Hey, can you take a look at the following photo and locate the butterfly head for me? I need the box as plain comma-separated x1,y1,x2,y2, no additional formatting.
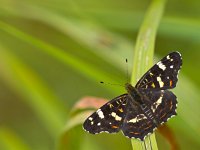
125,83,141,100
125,83,134,94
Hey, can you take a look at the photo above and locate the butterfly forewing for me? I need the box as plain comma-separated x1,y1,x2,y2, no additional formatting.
135,52,182,90
83,94,129,134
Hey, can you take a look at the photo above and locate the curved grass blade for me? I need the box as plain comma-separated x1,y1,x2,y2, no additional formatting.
0,21,123,94
0,127,32,150
0,45,66,138
131,0,167,149
0,3,133,71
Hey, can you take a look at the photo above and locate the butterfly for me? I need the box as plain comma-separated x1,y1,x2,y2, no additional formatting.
83,51,182,141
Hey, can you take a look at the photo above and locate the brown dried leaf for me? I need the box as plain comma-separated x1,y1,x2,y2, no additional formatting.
72,96,108,110
158,124,180,150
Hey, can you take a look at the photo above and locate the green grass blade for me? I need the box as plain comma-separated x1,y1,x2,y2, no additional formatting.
0,45,66,138
131,0,167,149
0,4,134,71
0,127,32,150
0,21,123,94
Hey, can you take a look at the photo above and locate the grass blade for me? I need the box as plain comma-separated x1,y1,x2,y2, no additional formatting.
0,4,134,70
131,0,167,149
0,45,66,138
0,21,124,94
0,127,32,150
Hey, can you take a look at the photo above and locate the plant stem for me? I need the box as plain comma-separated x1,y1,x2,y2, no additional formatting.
131,0,167,149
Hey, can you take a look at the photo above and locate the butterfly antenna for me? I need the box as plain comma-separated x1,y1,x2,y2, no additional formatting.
100,81,124,87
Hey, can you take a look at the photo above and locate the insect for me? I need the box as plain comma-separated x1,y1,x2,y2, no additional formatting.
83,51,182,141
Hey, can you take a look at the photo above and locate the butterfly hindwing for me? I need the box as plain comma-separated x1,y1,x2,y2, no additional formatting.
121,104,157,140
83,94,129,134
135,51,182,90
150,90,177,123
139,89,177,124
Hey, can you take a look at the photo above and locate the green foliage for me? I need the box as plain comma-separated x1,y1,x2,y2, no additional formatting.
0,0,200,150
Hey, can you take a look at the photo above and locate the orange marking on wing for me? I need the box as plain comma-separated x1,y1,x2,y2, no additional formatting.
161,113,166,119
130,132,140,135
112,125,119,129
170,80,173,87
144,125,152,130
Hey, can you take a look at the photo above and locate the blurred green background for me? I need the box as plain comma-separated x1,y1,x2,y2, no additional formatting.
0,0,200,150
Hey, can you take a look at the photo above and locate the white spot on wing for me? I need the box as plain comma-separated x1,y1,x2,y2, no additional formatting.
150,72,153,76
167,55,170,59
111,112,116,117
170,65,173,68
151,95,163,113
157,61,166,71
128,114,147,123
115,115,122,121
97,109,104,119
157,96,162,104
128,117,137,123
97,122,101,126
157,77,164,87
111,112,122,121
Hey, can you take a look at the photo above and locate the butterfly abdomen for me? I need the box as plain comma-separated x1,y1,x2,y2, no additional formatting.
141,104,159,126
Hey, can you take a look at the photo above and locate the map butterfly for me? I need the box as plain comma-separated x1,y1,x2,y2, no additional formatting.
83,51,182,141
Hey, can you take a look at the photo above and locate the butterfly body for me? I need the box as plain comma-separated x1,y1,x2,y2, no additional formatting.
83,51,182,141
125,83,143,105
126,83,160,130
